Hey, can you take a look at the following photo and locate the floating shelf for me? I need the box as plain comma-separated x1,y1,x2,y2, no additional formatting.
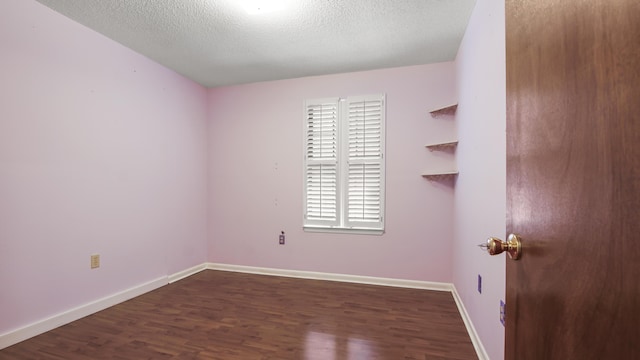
429,104,458,119
423,103,458,181
421,171,459,181
425,141,458,151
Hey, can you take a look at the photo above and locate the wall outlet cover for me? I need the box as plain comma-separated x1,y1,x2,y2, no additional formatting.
90,254,100,269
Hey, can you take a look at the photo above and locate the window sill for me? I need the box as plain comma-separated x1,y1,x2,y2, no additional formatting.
303,226,384,236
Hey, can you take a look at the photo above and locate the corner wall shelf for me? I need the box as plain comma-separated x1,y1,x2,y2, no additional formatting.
423,103,458,182
429,104,458,119
421,171,459,181
425,140,458,152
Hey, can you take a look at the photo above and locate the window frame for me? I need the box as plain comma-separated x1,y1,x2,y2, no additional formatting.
303,94,386,234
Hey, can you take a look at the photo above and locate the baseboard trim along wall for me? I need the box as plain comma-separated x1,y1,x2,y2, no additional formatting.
0,276,167,350
207,263,487,360
451,284,489,360
168,263,208,284
0,263,488,360
1,263,210,349
207,262,453,291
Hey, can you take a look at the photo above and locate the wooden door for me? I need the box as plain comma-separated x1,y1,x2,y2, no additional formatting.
505,0,640,359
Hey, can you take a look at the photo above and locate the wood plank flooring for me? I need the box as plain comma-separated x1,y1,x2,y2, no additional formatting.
1,270,478,359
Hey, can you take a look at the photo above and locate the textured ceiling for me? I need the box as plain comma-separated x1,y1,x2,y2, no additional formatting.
35,0,477,88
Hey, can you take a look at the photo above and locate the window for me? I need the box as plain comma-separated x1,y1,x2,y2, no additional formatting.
303,94,385,233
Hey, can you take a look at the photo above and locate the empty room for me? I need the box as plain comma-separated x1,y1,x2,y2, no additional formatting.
1,0,637,359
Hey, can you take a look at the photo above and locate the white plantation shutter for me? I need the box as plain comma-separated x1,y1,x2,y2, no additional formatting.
303,94,385,232
345,95,384,229
304,98,340,226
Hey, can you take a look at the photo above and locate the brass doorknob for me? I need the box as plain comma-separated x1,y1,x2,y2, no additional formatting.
480,234,522,260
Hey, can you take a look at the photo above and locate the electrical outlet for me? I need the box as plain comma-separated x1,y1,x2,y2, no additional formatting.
500,300,506,326
90,254,100,269
279,231,285,245
477,274,482,294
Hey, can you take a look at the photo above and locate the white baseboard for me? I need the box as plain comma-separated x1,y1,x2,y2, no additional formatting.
1,263,488,360
451,284,489,360
168,263,207,283
0,276,167,350
206,262,453,291
207,263,487,359
0,262,208,351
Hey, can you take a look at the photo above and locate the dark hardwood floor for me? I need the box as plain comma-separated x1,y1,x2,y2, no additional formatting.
1,270,478,359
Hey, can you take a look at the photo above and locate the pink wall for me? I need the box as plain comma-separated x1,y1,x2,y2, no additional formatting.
1,0,503,355
207,63,457,282
0,0,209,335
454,0,507,359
